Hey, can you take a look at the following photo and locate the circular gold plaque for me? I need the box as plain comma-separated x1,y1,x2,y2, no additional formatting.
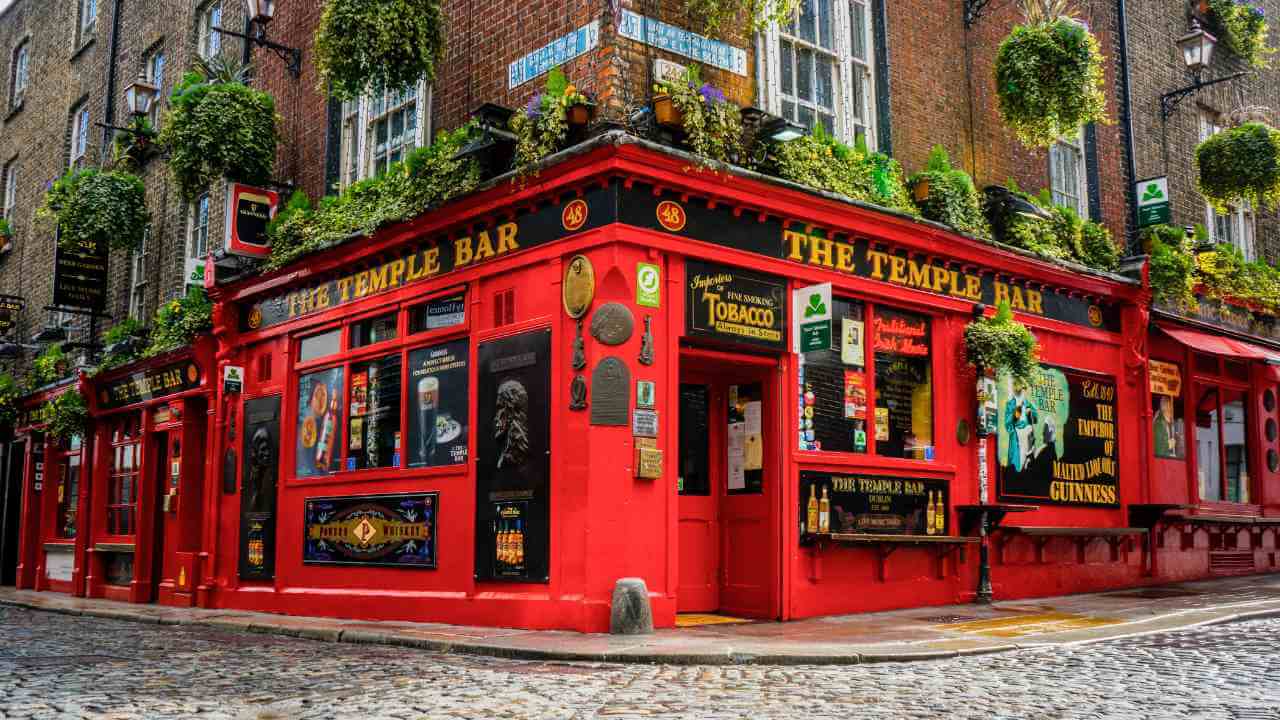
562,255,595,319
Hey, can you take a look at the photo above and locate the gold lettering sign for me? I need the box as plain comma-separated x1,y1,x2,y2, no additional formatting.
1149,360,1182,397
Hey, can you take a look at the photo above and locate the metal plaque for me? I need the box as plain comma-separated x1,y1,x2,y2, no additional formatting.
635,447,663,479
590,357,630,426
632,409,658,437
562,255,596,319
569,374,588,410
590,302,634,346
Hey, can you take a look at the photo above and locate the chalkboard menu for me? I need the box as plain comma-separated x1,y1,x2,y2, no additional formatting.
800,470,949,537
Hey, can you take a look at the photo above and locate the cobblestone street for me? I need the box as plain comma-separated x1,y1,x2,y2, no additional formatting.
0,606,1278,719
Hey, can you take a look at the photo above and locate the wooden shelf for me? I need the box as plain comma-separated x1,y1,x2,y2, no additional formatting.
955,503,1039,535
826,533,977,545
995,526,1145,564
804,533,975,582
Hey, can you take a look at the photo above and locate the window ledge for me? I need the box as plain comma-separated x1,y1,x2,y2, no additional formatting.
4,100,22,122
69,36,95,62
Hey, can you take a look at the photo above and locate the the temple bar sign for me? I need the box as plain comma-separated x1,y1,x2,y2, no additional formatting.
99,360,202,410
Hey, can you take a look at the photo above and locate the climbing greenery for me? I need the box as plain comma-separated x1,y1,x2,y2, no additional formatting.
963,301,1040,385
654,66,743,166
97,317,149,372
145,287,213,358
315,0,446,101
43,389,88,441
683,0,804,36
1207,0,1274,68
510,68,590,175
999,185,1118,271
1143,224,1197,311
31,344,70,386
907,145,989,238
995,16,1108,147
39,167,149,254
767,124,916,215
0,372,21,427
1196,122,1280,212
267,123,480,270
159,70,280,201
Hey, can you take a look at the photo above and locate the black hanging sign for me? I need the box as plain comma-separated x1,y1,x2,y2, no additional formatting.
476,329,551,582
97,360,202,410
800,471,949,536
996,366,1119,506
303,492,437,568
684,260,787,350
52,230,109,312
0,294,25,334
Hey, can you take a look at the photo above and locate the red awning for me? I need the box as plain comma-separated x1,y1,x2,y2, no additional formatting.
1158,323,1280,363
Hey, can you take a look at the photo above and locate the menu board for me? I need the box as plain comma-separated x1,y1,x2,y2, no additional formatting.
295,368,344,478
303,492,437,568
996,365,1119,506
406,339,469,468
53,230,109,312
800,471,949,536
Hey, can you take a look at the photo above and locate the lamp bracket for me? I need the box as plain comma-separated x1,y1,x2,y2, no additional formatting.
212,24,302,78
1160,71,1247,120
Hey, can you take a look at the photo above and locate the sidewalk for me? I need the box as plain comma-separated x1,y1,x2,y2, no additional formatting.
4,575,1279,665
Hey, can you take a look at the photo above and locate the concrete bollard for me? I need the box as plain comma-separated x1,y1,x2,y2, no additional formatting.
609,577,654,635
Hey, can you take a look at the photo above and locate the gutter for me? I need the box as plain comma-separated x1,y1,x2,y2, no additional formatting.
1116,0,1140,253
100,0,125,155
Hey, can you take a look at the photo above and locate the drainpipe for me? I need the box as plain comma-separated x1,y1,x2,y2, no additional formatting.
100,0,124,158
1116,0,1140,254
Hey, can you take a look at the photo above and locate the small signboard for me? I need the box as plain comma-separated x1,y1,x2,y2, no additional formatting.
98,360,202,410
632,408,659,437
1136,176,1171,228
225,183,280,259
795,282,832,353
52,229,109,312
1149,360,1182,397
685,260,786,351
303,492,437,568
637,262,661,308
223,365,244,394
617,10,748,76
508,20,600,88
800,471,949,536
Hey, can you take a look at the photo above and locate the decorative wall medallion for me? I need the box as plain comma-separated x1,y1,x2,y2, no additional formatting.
569,375,588,410
571,318,586,370
638,316,655,365
590,302,634,346
590,357,630,426
562,255,595,319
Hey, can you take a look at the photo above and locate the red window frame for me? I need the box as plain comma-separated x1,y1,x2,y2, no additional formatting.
106,414,142,537
55,435,82,539
1190,353,1253,505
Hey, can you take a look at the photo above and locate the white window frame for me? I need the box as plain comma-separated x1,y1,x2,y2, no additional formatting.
339,81,431,189
1199,110,1257,261
2,159,16,250
144,48,166,127
757,0,876,148
1049,130,1088,216
185,192,210,292
70,103,90,167
79,0,97,42
10,41,28,108
129,227,149,319
198,1,223,60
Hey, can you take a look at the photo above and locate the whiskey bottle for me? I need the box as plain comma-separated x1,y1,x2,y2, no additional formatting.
818,486,831,534
926,492,936,535
806,484,819,535
935,494,945,534
514,521,524,566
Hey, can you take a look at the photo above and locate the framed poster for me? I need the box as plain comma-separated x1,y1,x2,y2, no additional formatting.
240,395,281,580
406,339,469,468
303,492,437,568
800,471,948,536
295,367,344,478
475,329,551,582
996,366,1119,506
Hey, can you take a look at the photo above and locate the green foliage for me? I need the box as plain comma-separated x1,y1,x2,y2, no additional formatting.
768,124,917,215
654,66,743,166
31,344,69,386
145,288,212,358
907,145,989,238
0,217,10,238
315,0,446,101
1000,186,1118,270
1207,0,1274,68
964,301,1040,385
1142,224,1197,310
266,190,312,241
1079,215,1120,272
995,17,1108,147
97,317,149,372
158,70,280,201
682,0,804,36
0,372,21,427
510,68,591,175
43,389,88,441
111,116,159,167
266,123,480,271
1195,122,1280,212
1198,241,1280,314
39,168,149,254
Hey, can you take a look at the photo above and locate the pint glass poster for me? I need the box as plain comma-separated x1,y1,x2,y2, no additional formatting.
996,366,1119,506
295,367,344,478
406,339,469,468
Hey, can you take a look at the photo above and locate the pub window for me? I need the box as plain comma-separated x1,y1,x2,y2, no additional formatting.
296,367,344,478
1195,385,1251,503
107,415,141,536
799,299,932,459
346,354,402,470
409,292,466,334
56,436,82,539
350,313,398,348
298,329,341,362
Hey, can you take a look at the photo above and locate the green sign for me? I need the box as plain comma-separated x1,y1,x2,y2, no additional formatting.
795,283,832,353
637,262,661,308
1136,177,1170,229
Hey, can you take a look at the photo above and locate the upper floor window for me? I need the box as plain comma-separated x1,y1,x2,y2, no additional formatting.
128,227,149,319
69,102,90,168
339,82,430,188
143,48,166,127
78,0,97,43
198,1,223,60
1200,110,1256,260
762,0,877,147
9,41,29,108
1049,132,1087,216
1,159,15,252
186,192,210,292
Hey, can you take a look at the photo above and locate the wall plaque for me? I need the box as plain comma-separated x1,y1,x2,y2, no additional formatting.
562,255,595,319
590,302,634,345
590,357,630,426
304,492,437,568
240,395,281,580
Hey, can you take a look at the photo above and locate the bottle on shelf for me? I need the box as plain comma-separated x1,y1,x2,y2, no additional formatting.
926,491,936,535
806,484,820,535
818,486,831,534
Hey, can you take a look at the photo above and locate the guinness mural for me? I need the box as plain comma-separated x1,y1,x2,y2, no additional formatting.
303,493,437,568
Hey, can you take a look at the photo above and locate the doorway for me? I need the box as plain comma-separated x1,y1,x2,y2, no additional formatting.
0,440,26,586
677,352,778,619
150,431,172,601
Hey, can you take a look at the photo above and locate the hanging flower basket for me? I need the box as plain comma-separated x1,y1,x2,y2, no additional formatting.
1206,0,1274,68
963,301,1040,384
1196,121,1280,212
994,12,1108,148
911,177,932,203
652,94,683,129
315,0,446,101
39,167,150,254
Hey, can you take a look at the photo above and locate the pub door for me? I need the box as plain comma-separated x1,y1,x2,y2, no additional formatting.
0,440,26,585
677,354,779,619
149,431,170,601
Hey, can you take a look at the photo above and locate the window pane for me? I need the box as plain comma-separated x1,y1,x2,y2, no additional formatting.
1222,390,1248,502
295,367,344,477
815,56,834,111
1195,388,1221,501
800,297,867,453
299,329,341,362
798,105,815,130
348,355,402,470
1153,392,1185,460
798,1,817,42
406,339,470,468
851,69,866,122
679,384,711,495
818,0,834,49
873,308,932,460
351,313,398,348
851,1,868,61
780,41,794,96
782,100,796,122
797,48,814,101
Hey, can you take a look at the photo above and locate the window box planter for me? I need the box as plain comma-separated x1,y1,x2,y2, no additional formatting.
567,101,595,129
652,95,683,130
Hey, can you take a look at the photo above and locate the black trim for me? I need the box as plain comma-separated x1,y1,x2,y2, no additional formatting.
1084,122,1102,223
872,0,892,156
1116,0,1140,253
323,95,343,195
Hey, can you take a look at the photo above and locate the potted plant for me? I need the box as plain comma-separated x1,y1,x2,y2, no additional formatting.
994,0,1108,147
1206,0,1274,68
766,125,917,216
682,0,803,36
112,116,160,167
31,344,69,386
652,66,743,165
145,287,213,358
39,167,149,254
907,145,988,237
963,301,1040,384
1196,120,1280,212
651,92,683,130
315,0,446,101
509,68,592,175
43,389,88,441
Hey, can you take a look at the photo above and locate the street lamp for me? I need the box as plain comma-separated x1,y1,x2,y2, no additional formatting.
246,0,277,25
123,72,159,119
214,0,302,78
1161,18,1245,120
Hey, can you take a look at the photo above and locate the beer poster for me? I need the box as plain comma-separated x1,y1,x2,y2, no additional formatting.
800,471,949,536
996,365,1119,506
406,339,470,468
295,367,344,478
303,492,437,568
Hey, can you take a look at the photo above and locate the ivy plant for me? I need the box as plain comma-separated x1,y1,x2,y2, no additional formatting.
39,167,149,254
31,344,70,386
1196,121,1280,212
159,69,280,201
43,389,88,441
510,68,590,176
1207,0,1274,68
995,11,1108,147
315,0,446,101
683,0,804,36
267,123,480,271
654,66,743,166
0,372,21,427
96,317,149,372
767,124,917,216
999,185,1117,271
907,145,989,238
1142,224,1197,311
0,217,11,240
963,301,1040,385
145,287,213,358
